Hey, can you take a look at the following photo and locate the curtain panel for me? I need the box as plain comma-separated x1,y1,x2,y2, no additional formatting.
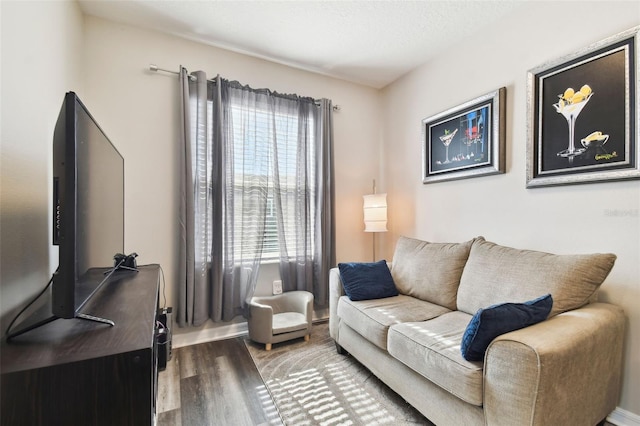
178,69,335,326
177,68,211,327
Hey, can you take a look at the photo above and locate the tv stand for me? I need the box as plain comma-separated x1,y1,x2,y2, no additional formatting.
5,276,122,341
75,312,115,326
5,310,115,341
4,313,59,341
1,264,161,425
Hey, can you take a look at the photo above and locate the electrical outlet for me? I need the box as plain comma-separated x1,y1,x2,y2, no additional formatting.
273,280,283,295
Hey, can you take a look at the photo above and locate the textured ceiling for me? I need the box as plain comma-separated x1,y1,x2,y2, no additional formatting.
79,0,526,88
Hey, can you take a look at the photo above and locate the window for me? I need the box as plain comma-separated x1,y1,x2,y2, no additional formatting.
228,103,316,261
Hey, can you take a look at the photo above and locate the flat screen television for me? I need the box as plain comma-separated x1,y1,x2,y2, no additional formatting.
5,92,125,340
51,92,125,319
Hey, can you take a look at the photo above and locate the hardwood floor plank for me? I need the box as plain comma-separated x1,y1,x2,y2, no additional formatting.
157,408,181,426
216,340,281,425
177,340,214,379
156,350,181,413
158,337,282,426
179,373,216,425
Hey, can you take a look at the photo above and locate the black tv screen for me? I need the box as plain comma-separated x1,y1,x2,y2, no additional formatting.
52,92,124,318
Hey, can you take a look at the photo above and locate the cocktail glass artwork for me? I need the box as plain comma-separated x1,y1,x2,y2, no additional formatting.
464,131,474,157
464,126,483,157
438,128,458,164
553,85,593,158
581,131,610,154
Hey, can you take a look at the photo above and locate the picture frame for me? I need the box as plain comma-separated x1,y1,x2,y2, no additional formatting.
526,26,640,188
422,87,506,184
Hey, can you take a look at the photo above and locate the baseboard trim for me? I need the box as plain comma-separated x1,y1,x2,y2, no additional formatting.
608,407,640,426
172,310,330,349
172,322,248,348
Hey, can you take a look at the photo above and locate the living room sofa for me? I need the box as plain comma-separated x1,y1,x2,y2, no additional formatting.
329,236,625,426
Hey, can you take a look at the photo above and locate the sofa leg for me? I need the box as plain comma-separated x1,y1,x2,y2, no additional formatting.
265,343,272,351
304,334,310,342
335,342,348,355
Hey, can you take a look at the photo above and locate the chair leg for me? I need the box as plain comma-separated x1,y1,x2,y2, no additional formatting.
304,334,310,342
265,343,272,351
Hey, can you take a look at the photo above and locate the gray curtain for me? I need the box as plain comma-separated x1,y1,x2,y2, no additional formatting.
178,71,335,325
178,68,211,327
277,99,335,307
217,79,270,321
316,99,336,306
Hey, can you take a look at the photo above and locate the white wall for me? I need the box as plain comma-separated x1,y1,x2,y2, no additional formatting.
0,1,84,329
2,0,637,420
80,16,381,336
381,1,639,418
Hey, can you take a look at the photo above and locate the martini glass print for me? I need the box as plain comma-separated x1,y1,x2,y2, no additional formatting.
464,114,483,158
438,128,458,164
552,85,593,158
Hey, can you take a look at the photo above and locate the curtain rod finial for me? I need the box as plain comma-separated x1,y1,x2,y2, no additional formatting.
149,64,159,72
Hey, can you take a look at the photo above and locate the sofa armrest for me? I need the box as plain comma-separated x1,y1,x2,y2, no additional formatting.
484,302,625,426
248,301,274,344
329,262,393,341
281,291,314,332
329,267,345,340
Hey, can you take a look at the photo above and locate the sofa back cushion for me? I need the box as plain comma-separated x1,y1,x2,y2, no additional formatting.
457,238,616,317
390,236,474,310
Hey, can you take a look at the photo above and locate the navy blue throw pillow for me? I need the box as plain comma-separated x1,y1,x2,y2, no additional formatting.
338,260,398,301
461,294,553,362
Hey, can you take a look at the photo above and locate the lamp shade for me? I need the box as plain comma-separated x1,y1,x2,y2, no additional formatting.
363,193,387,232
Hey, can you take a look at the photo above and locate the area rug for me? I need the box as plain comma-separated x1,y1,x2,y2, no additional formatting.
244,321,432,425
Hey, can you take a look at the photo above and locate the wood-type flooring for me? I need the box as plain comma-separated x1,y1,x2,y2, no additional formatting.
156,336,282,426
156,335,617,426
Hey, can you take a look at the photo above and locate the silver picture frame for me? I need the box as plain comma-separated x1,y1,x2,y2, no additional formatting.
422,87,506,184
526,26,640,188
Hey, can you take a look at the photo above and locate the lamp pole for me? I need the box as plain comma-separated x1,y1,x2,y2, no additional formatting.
363,179,387,262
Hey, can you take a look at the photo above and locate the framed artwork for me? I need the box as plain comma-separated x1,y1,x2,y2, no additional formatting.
527,26,640,188
422,87,506,184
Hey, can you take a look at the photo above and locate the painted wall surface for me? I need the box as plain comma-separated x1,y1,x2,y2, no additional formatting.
80,16,381,334
381,1,639,416
0,1,84,330
2,0,638,420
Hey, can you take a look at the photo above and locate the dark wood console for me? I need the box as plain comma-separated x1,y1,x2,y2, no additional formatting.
1,264,161,426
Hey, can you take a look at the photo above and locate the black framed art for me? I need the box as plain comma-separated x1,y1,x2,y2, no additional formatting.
527,26,640,187
422,87,506,184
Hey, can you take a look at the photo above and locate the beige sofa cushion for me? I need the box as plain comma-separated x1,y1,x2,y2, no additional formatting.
387,311,484,406
457,238,616,317
391,236,474,310
337,294,450,350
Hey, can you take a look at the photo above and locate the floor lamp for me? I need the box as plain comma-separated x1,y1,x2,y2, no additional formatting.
363,182,387,261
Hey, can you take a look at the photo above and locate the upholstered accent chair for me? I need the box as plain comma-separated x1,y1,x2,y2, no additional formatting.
248,291,314,350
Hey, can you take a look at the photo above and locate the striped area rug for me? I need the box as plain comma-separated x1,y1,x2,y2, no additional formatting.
245,321,431,426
